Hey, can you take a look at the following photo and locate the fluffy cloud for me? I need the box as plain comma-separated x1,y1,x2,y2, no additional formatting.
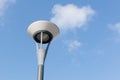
50,4,95,30
66,40,81,52
0,0,15,16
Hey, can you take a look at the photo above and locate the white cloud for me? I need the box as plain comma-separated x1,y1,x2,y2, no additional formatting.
66,40,81,52
0,0,15,17
50,4,95,30
109,23,120,34
108,22,120,42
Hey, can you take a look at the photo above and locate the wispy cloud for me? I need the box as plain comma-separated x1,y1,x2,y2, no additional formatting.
64,40,82,65
50,4,95,31
108,22,120,42
0,0,15,17
109,23,120,34
66,40,81,52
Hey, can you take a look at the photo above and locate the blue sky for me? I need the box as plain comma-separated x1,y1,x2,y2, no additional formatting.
0,0,120,80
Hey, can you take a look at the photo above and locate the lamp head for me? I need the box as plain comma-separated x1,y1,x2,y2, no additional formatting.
27,20,59,44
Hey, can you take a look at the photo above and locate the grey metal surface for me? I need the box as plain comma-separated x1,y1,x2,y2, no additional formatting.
37,64,44,80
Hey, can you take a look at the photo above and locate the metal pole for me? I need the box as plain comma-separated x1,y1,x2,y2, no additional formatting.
37,64,44,80
36,32,51,80
37,32,45,80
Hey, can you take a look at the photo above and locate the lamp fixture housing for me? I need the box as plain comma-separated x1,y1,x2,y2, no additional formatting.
27,20,59,44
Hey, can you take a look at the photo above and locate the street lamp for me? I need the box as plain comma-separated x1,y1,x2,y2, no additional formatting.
27,20,59,80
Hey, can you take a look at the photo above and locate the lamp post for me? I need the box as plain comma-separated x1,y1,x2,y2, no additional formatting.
27,20,59,80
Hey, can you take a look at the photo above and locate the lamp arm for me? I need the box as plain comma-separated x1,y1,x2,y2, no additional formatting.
43,42,51,64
